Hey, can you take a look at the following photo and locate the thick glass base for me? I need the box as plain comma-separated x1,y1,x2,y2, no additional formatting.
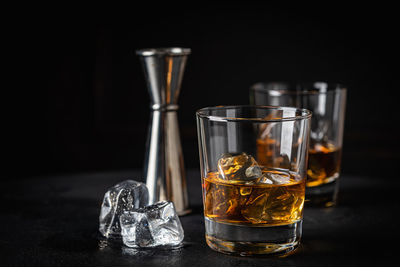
204,218,302,256
306,175,340,207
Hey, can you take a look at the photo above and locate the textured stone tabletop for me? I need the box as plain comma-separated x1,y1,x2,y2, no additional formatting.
1,169,397,266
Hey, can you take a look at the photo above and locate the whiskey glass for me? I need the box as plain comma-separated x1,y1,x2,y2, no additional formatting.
250,82,346,206
196,106,311,256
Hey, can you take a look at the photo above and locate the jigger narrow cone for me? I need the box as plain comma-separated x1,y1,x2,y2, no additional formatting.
136,47,191,215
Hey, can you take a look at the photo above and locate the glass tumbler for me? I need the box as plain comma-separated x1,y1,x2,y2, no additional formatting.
250,82,346,207
196,106,311,256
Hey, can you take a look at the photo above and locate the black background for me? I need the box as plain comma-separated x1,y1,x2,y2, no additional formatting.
3,4,400,266
9,3,399,179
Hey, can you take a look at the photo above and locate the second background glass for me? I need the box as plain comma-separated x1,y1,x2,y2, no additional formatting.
250,82,346,207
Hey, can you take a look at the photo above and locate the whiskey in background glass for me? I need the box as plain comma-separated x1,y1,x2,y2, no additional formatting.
307,142,342,187
256,137,342,188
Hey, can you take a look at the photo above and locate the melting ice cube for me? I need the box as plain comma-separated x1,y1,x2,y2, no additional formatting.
99,180,149,238
262,171,291,185
119,201,184,248
217,152,262,183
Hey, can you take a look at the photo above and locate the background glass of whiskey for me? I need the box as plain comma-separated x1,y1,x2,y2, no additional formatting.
196,106,311,256
250,82,347,207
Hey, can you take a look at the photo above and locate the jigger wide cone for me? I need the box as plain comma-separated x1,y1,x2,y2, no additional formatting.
136,47,191,216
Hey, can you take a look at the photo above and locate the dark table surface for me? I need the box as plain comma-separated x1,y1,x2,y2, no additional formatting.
2,169,398,266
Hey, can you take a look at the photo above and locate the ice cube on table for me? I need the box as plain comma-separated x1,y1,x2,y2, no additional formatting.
119,210,154,247
99,180,149,238
217,152,262,183
120,201,184,248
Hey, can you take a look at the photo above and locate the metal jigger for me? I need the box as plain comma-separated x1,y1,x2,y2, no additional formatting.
136,47,191,215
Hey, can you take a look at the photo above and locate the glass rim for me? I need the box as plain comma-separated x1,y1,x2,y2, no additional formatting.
136,47,191,56
250,82,347,96
196,105,312,122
